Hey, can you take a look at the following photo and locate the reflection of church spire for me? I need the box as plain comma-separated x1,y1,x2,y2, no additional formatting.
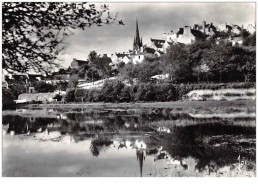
136,150,145,177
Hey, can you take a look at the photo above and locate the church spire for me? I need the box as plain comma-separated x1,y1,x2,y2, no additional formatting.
136,19,140,43
133,19,142,51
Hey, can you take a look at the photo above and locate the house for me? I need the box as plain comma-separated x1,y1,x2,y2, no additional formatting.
143,47,163,58
147,38,166,52
44,68,70,84
230,36,243,46
45,74,70,85
202,22,217,35
232,25,242,34
131,53,145,64
70,58,88,69
2,81,8,89
110,52,131,70
11,73,29,81
246,23,256,34
217,22,228,32
111,53,131,64
177,26,196,44
27,73,45,81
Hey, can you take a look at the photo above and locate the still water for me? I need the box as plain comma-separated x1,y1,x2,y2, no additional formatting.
2,107,256,177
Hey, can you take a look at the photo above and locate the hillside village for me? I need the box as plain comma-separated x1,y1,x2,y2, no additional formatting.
2,19,256,106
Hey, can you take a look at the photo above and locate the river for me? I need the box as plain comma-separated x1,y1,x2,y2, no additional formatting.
2,105,256,177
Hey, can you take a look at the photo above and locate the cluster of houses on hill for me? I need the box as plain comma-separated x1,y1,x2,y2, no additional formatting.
102,20,256,70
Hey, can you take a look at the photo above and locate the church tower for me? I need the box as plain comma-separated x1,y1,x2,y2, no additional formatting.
133,19,143,51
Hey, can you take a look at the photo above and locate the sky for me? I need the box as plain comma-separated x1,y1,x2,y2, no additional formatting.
59,2,256,69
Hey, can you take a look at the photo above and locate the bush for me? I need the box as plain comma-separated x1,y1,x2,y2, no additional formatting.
119,86,132,102
65,89,75,102
34,81,56,92
101,80,125,102
9,83,26,98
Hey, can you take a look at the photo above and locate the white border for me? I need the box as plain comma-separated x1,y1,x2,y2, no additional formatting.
0,1,257,195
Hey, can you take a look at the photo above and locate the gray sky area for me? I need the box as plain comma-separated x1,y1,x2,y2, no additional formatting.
59,2,255,68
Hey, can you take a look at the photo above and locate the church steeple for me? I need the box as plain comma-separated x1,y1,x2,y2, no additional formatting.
133,19,143,51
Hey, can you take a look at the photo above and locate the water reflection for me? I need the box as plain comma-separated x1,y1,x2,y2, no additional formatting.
2,107,256,177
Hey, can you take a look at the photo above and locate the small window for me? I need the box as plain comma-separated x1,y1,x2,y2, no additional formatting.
139,56,140,59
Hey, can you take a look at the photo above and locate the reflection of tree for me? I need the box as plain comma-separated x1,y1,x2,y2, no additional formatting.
90,138,113,157
4,115,57,134
153,123,255,172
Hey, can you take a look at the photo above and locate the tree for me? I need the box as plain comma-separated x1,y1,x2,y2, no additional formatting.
88,51,98,62
2,2,121,73
193,63,210,83
87,51,113,79
2,88,16,108
67,74,79,88
34,81,56,92
238,61,256,82
163,44,191,83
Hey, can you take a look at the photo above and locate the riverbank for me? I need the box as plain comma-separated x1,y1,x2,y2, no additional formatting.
21,99,255,109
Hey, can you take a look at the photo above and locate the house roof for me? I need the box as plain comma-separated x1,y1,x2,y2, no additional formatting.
226,25,233,30
150,38,165,43
144,47,156,54
191,29,208,39
150,38,165,48
76,59,88,65
177,28,184,36
233,25,242,31
116,53,130,58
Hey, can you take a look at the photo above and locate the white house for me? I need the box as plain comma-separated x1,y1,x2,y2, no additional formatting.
177,26,196,44
246,23,256,34
217,22,228,32
147,38,166,52
110,53,131,69
131,53,145,64
231,37,243,46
